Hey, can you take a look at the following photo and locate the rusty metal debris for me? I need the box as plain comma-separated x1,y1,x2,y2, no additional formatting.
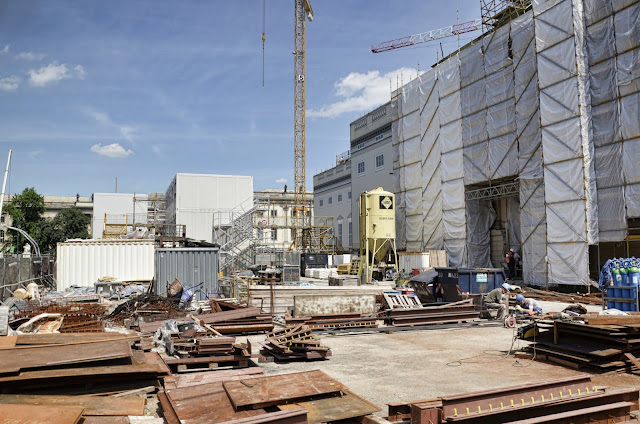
387,375,639,424
260,325,331,361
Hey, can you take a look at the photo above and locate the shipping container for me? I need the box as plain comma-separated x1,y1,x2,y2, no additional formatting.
56,239,155,290
165,174,253,243
398,252,431,273
435,267,507,294
155,247,219,300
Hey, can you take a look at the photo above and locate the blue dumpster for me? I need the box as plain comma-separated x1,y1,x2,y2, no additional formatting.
435,267,507,294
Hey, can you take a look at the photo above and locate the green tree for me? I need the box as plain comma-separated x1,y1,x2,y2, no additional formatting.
39,207,91,255
4,187,45,253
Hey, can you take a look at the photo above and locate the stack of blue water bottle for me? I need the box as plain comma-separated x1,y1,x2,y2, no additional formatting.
607,257,640,311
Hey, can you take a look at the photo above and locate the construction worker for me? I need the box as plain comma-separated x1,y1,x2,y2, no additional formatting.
484,283,510,320
506,249,516,280
515,294,543,316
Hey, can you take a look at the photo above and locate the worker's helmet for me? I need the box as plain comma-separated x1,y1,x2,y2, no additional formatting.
516,294,524,303
509,248,514,252
501,283,511,291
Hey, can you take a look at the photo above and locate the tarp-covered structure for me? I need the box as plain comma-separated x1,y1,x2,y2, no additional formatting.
393,0,640,286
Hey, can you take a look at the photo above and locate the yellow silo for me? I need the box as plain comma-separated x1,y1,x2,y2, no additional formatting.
359,188,398,283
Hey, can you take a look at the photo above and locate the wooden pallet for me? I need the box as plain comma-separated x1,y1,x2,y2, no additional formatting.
383,293,423,309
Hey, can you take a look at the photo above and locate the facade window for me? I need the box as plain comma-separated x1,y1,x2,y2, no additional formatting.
271,229,278,240
337,194,342,203
348,220,352,246
375,134,384,142
357,142,365,150
328,196,333,205
270,209,277,217
375,154,384,168
0,230,4,243
348,191,351,200
357,161,365,175
319,199,323,207
337,223,343,245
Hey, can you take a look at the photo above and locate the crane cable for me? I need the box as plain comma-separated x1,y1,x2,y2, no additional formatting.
262,0,266,87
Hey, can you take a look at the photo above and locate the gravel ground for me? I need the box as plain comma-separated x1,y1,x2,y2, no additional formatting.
243,322,640,417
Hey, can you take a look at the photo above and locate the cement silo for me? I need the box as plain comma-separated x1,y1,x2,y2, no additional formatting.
359,187,398,283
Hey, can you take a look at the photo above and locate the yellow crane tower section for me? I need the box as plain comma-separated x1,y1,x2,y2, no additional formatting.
292,0,313,245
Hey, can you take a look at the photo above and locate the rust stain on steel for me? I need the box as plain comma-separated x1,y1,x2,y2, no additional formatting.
216,408,308,424
0,394,145,416
223,370,347,409
166,381,266,424
278,390,380,424
0,403,84,424
0,339,132,374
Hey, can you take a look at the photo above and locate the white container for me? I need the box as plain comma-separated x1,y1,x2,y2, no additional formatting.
166,174,253,243
398,252,431,273
56,239,155,290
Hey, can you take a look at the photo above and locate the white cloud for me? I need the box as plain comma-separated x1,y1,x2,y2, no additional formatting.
90,143,134,158
275,178,288,184
83,107,137,143
307,67,418,119
15,52,45,61
28,149,44,159
28,62,86,87
0,45,8,54
0,76,20,91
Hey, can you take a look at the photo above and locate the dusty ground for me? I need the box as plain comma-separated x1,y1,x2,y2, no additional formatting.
243,321,640,416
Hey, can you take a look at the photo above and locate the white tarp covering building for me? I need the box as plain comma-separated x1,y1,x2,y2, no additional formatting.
393,0,640,286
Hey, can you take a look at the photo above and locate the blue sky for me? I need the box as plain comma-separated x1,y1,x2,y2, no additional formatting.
0,0,481,197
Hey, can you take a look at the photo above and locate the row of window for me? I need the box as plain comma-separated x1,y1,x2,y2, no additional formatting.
336,221,353,246
319,191,351,207
357,153,384,175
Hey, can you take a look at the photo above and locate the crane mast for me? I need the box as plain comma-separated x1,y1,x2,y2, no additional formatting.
292,0,313,246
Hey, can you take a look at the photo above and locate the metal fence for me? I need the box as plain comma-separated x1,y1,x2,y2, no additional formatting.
0,255,55,303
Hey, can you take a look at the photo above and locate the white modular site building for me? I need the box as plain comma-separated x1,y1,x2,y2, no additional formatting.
393,0,640,286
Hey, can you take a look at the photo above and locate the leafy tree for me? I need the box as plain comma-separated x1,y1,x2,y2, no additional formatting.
39,207,91,255
4,187,45,253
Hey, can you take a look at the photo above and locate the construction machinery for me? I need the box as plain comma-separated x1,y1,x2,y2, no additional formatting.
359,188,398,283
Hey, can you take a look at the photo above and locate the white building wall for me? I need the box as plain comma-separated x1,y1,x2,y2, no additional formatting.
350,133,394,250
167,174,253,243
314,163,352,249
92,193,147,239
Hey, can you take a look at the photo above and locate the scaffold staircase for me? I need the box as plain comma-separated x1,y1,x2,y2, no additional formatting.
214,202,265,276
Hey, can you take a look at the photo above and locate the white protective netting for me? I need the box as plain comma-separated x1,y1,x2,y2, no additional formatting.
391,95,406,251
390,0,638,285
438,55,468,267
401,77,425,252
534,0,592,285
420,69,444,250
512,11,548,286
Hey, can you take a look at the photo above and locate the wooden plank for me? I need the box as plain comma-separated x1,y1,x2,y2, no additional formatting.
278,391,380,424
166,382,266,424
223,370,347,409
0,339,132,374
0,394,145,416
0,403,84,424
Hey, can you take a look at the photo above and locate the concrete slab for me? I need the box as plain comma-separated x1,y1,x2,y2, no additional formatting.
245,317,640,417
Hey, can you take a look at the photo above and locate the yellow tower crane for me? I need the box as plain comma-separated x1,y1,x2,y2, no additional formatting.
292,0,313,248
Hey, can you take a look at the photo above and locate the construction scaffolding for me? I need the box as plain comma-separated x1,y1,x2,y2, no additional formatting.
393,0,640,286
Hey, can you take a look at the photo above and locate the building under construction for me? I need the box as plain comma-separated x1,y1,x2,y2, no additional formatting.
393,0,640,286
